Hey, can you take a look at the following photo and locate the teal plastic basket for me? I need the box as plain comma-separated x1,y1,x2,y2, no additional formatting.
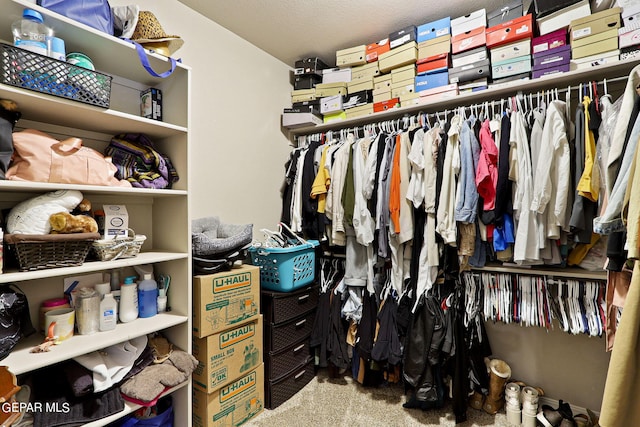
248,240,319,292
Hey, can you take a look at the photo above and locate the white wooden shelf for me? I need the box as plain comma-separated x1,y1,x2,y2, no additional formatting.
471,263,607,281
0,252,188,284
4,313,189,375
0,180,187,196
288,58,638,136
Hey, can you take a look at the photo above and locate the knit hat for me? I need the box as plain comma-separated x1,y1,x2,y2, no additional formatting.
131,11,184,56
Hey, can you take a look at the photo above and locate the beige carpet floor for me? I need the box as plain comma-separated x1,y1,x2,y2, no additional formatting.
246,368,512,427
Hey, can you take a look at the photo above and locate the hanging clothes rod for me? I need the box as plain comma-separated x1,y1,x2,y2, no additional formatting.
295,75,629,146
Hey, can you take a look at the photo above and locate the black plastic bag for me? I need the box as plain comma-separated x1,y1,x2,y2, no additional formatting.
0,284,35,361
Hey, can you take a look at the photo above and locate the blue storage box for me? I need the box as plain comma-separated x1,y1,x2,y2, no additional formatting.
415,71,449,92
417,17,451,43
248,240,319,292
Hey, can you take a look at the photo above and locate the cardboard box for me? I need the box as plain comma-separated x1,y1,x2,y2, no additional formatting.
391,64,417,83
490,39,530,63
571,31,619,59
534,0,583,19
336,45,367,67
417,54,449,75
193,265,261,338
451,27,487,54
533,45,571,68
343,90,373,108
451,9,487,37
391,78,415,98
488,0,523,28
418,35,451,59
373,88,392,103
366,38,390,62
193,317,263,394
389,25,417,49
373,98,400,113
322,67,352,84
532,29,568,54
351,62,380,81
102,204,128,239
449,59,491,84
533,63,570,78
193,365,264,427
281,112,322,128
486,14,533,48
347,79,374,94
293,75,321,90
344,103,373,119
536,0,591,35
291,88,316,103
294,57,330,77
415,71,449,92
315,82,348,97
378,42,418,73
400,92,420,106
373,74,392,91
570,7,621,41
417,17,451,43
453,46,488,68
320,95,344,114
491,55,532,79
620,27,640,49
323,110,347,123
140,88,162,121
570,49,620,69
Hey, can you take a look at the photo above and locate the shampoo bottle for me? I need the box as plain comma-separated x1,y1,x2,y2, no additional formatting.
138,273,158,318
119,276,138,323
99,293,118,331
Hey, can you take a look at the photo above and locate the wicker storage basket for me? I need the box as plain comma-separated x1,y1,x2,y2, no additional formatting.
92,229,146,261
4,232,101,271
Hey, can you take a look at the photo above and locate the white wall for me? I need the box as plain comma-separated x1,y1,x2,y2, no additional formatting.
110,0,293,237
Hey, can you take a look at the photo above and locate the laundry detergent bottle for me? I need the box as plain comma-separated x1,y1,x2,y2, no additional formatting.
138,273,158,318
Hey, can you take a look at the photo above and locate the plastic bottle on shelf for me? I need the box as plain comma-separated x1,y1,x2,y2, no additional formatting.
119,276,138,323
99,293,118,331
138,273,158,318
11,9,53,56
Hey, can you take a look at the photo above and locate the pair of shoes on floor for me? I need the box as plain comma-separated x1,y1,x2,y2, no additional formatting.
573,409,600,427
537,400,577,427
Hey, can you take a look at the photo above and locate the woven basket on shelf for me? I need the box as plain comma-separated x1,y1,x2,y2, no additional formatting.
92,229,146,261
4,232,101,272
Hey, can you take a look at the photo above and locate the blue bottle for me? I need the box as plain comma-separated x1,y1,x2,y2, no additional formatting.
137,273,158,318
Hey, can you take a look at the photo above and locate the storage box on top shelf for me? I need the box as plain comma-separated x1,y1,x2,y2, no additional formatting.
192,365,264,427
373,87,392,103
570,28,619,59
453,46,488,68
532,44,570,78
623,3,640,26
492,55,532,80
458,78,487,93
284,104,321,116
291,88,316,103
619,26,640,50
373,98,400,113
532,29,568,54
533,0,583,19
488,0,524,28
315,82,348,97
536,0,591,35
400,91,420,107
415,71,449,93
391,78,415,99
417,53,449,75
569,6,621,42
351,61,380,81
366,38,390,62
192,316,263,394
347,78,373,94
294,57,330,77
418,35,451,60
320,95,344,114
378,41,418,73
570,49,620,71
486,14,533,48
293,74,322,90
417,16,451,43
491,71,530,86
490,39,530,63
336,45,367,67
451,8,487,37
343,90,373,109
451,26,487,54
374,74,392,91
621,45,640,61
323,110,347,123
391,64,416,83
322,67,352,84
418,83,459,103
345,102,374,119
193,264,261,338
449,59,490,84
389,25,417,49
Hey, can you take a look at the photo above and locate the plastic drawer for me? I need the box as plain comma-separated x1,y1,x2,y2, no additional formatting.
261,285,319,325
264,310,316,353
265,335,312,380
265,357,315,409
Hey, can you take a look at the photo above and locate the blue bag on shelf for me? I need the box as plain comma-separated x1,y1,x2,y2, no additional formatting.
36,0,115,35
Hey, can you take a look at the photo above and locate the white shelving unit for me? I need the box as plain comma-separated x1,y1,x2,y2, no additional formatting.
1,1,191,426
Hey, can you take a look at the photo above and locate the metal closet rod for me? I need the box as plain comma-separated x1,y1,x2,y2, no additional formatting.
296,75,629,145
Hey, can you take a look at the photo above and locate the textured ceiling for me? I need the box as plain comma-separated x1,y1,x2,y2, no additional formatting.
177,0,518,67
